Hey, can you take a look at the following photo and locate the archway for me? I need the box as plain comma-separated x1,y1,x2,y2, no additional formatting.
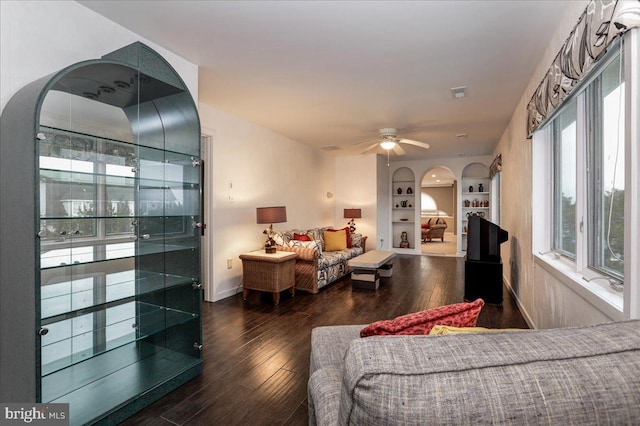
420,166,457,256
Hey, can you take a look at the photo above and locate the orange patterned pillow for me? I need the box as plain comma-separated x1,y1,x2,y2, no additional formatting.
360,299,485,337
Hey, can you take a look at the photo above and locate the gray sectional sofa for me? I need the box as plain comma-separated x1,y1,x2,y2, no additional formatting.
308,320,640,425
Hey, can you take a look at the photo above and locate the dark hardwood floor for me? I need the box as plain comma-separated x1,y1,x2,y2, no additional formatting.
121,254,528,426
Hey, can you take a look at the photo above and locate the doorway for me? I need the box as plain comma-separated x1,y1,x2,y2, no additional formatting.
420,167,458,256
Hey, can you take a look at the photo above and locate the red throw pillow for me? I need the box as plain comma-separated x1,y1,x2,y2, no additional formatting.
421,223,430,229
293,233,311,241
326,227,352,248
360,299,485,337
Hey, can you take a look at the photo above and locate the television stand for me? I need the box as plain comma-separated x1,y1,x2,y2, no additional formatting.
464,259,503,305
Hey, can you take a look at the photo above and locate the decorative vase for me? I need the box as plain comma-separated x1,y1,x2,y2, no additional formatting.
464,199,470,207
406,187,413,194
468,185,474,193
400,231,410,248
397,187,402,194
478,183,484,192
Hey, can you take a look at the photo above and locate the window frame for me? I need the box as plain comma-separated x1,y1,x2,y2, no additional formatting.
550,98,578,260
532,31,640,321
586,54,625,281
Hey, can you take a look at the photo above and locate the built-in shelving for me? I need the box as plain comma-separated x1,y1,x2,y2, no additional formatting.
461,163,491,252
392,169,416,249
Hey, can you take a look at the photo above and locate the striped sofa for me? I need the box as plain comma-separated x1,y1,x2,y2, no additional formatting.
274,228,366,294
308,320,640,425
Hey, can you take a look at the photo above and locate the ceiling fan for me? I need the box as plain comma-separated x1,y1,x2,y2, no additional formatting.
359,128,430,165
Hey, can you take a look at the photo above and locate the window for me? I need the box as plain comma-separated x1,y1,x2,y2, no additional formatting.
545,48,625,281
532,36,639,318
588,55,625,279
552,99,577,258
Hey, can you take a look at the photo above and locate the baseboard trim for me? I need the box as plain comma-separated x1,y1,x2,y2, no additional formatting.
503,275,536,329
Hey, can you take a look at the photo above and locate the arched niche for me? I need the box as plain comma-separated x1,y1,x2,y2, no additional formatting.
391,167,416,249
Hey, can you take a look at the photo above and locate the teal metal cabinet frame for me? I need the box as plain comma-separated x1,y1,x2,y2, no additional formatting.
0,42,203,425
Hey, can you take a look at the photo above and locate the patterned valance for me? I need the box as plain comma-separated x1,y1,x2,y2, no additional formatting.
489,153,502,179
526,0,640,137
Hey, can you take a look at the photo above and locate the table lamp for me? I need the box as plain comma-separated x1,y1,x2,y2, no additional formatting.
256,206,287,253
344,208,362,233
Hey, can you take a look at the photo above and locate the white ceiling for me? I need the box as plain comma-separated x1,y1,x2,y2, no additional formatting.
79,0,572,161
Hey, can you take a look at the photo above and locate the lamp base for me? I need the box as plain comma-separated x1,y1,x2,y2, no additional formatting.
265,246,276,254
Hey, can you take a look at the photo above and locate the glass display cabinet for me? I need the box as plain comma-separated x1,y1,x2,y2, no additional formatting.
0,42,203,425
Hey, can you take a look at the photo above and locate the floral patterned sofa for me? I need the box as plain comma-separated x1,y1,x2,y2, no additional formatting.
273,227,367,294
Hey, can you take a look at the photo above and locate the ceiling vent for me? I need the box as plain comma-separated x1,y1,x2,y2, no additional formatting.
321,145,342,151
451,86,467,99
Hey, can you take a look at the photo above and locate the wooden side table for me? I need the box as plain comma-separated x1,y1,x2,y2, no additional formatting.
239,250,298,304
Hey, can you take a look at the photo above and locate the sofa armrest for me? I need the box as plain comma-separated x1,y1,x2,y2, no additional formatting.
308,368,342,426
276,245,318,262
277,246,319,293
339,321,640,425
360,236,367,252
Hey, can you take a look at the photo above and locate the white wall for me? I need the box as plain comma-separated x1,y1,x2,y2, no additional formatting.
376,156,391,250
334,155,378,252
0,1,198,111
199,104,336,301
492,0,620,329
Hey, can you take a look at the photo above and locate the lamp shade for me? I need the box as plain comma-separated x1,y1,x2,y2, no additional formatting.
343,208,362,219
256,206,287,224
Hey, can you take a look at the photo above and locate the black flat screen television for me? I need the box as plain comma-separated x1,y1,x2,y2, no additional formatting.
466,215,508,263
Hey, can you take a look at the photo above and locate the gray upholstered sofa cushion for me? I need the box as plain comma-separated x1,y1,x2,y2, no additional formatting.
309,320,640,425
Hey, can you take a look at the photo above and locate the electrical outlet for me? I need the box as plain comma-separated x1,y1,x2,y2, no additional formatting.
227,258,232,269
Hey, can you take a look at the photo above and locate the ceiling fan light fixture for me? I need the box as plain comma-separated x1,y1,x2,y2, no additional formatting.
380,141,397,150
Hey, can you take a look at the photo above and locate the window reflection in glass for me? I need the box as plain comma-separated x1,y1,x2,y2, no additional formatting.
553,99,577,257
591,55,625,278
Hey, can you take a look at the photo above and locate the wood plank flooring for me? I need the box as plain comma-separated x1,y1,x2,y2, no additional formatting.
121,254,529,426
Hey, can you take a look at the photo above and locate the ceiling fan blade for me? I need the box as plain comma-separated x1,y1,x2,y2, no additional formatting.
398,138,430,149
360,142,381,155
392,144,406,156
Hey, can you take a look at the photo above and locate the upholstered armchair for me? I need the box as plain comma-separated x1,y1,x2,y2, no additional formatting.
421,217,447,242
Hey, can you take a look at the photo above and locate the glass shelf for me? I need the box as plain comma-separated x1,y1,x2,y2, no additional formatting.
41,301,198,377
40,239,199,270
39,126,202,159
43,341,200,423
38,218,198,242
41,270,195,320
39,168,201,189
